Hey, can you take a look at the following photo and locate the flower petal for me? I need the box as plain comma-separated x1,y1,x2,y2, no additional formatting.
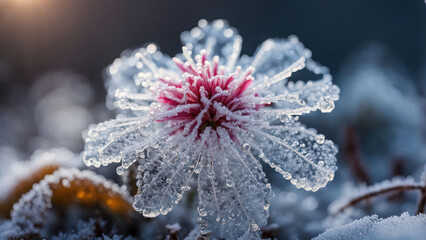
83,118,174,169
243,37,309,82
133,128,212,218
248,120,338,192
196,127,272,239
105,44,179,114
254,77,340,115
132,148,193,218
281,77,340,113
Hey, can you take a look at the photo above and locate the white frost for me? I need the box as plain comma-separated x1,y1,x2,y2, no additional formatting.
314,213,426,240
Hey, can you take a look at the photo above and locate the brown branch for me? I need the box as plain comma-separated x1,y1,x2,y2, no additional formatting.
391,157,405,177
333,184,425,216
261,223,280,239
387,157,406,201
343,126,371,185
165,223,182,240
416,189,426,215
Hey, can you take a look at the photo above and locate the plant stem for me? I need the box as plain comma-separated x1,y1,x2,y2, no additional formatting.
334,184,425,215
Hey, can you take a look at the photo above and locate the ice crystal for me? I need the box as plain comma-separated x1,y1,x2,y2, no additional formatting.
313,213,426,240
83,19,339,238
52,219,135,240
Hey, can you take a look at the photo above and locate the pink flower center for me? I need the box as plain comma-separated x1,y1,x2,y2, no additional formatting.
156,50,260,139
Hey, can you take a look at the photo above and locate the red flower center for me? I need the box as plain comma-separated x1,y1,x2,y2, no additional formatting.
156,50,260,140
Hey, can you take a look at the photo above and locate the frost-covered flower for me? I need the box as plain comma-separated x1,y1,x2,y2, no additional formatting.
83,19,339,238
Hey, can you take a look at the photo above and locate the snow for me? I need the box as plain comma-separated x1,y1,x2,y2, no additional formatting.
313,213,426,240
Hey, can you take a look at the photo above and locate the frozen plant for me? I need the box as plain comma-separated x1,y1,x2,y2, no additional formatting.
0,148,80,217
329,165,426,217
0,168,132,239
83,19,339,239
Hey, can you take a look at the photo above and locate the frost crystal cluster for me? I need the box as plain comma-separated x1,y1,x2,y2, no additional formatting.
83,19,339,238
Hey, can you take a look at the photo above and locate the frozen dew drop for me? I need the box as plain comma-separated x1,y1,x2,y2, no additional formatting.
214,19,224,29
251,223,259,231
315,134,325,144
198,204,208,217
116,166,124,175
228,206,240,219
279,114,291,123
198,19,208,28
224,28,233,38
61,179,70,188
242,143,251,152
87,129,99,138
282,171,292,180
318,161,325,167
226,179,235,188
191,27,202,38
263,203,270,211
319,99,335,113
327,172,335,181
216,216,226,225
194,164,202,174
146,43,157,54
136,61,143,69
198,221,211,235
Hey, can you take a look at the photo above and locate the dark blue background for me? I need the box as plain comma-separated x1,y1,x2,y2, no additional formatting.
0,0,425,101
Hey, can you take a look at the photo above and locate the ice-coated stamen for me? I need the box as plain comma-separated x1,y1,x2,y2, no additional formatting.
225,35,242,73
252,56,306,91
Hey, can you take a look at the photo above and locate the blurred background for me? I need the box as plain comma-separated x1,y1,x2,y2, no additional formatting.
0,1,426,239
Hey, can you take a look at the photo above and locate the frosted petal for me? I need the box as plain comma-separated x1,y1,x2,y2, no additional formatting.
196,128,272,239
133,149,190,218
282,77,340,113
255,77,340,115
105,44,179,114
244,37,309,81
249,121,338,192
83,118,161,168
133,130,211,218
